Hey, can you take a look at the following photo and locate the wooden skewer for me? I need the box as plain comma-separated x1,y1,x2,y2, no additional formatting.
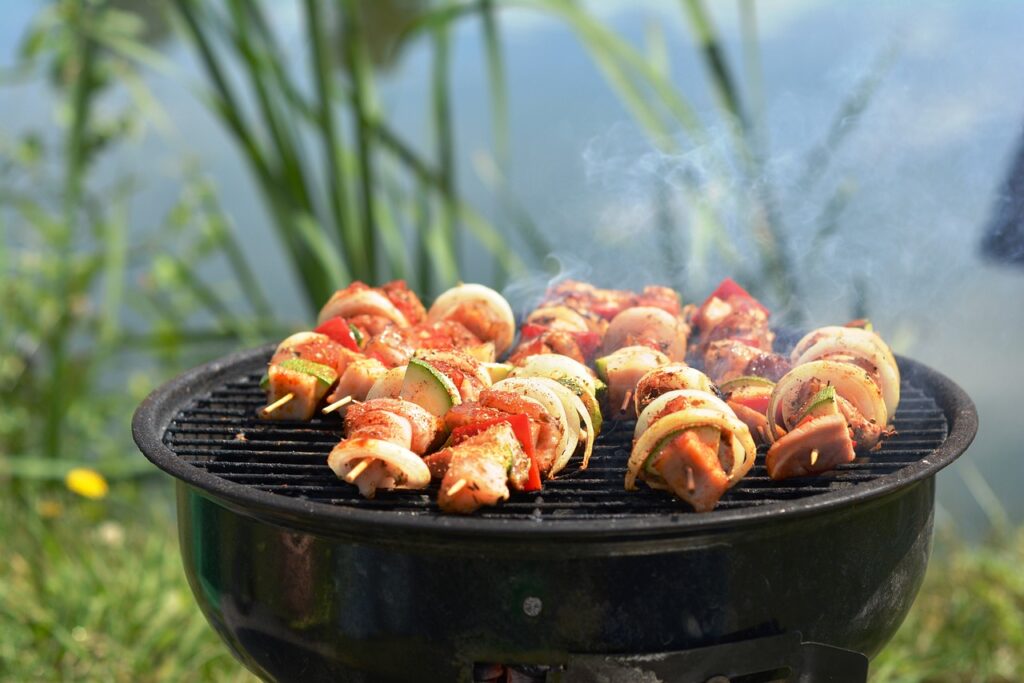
620,390,633,414
261,393,294,415
809,449,820,467
446,478,468,497
345,459,371,482
322,395,353,415
686,466,696,493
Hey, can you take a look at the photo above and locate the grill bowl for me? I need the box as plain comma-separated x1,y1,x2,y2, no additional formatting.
133,345,976,682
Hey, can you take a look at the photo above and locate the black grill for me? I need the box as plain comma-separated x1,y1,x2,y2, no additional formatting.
160,348,948,521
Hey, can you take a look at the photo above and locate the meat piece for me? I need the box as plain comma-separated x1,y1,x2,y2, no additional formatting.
729,400,770,445
635,285,682,316
430,422,528,514
598,346,670,418
343,409,413,450
701,339,787,384
344,398,444,454
379,280,427,326
363,328,415,368
745,352,792,382
407,320,482,351
633,364,713,415
327,357,388,404
507,330,589,366
647,428,729,513
541,279,637,320
262,364,333,421
835,395,891,451
766,413,856,479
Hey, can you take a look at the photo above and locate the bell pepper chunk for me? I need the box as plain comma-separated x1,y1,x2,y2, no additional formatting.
314,317,361,352
701,277,768,314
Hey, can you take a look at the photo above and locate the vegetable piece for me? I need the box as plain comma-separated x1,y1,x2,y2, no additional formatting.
634,389,734,440
601,306,688,360
700,277,767,313
427,283,517,356
510,353,600,396
314,317,361,351
483,362,513,383
327,437,431,497
449,413,540,491
318,288,410,327
400,357,461,417
790,326,900,417
795,385,839,425
719,375,775,415
277,358,338,387
365,366,407,400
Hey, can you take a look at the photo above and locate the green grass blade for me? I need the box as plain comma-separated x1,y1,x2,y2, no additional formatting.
292,212,352,287
344,0,381,283
680,0,747,134
431,8,460,277
479,0,509,168
304,0,361,282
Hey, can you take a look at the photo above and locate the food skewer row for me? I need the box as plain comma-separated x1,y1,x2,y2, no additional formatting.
259,281,515,420
510,280,691,419
327,349,602,513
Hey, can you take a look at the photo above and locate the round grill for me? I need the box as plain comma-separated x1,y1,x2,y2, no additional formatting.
133,344,975,539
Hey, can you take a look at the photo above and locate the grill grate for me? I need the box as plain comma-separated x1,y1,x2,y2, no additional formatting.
162,357,948,520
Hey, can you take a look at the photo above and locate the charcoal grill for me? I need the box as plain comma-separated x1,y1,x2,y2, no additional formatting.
132,344,977,683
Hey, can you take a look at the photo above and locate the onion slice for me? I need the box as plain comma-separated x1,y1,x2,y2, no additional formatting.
766,360,887,444
510,354,600,397
327,437,431,496
791,329,900,417
530,376,595,471
427,283,517,356
318,290,410,327
634,389,734,440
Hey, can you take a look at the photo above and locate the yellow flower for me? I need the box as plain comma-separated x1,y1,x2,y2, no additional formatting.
65,468,109,500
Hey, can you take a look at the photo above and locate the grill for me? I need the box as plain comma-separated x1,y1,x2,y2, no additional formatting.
133,344,977,683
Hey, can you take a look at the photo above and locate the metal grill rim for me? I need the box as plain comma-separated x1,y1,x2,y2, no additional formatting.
132,344,978,540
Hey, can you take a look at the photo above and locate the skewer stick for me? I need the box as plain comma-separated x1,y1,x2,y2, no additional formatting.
446,478,468,497
686,466,696,493
620,390,633,415
809,449,820,467
345,459,371,482
322,395,353,415
261,393,294,415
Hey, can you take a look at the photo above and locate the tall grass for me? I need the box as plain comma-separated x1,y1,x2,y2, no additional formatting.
171,0,538,310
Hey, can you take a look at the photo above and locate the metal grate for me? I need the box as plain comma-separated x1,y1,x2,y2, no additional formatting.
161,356,948,521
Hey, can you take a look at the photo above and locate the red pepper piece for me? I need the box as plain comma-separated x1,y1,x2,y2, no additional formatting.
519,323,547,339
314,317,361,352
449,414,541,491
571,331,602,358
701,277,768,314
729,393,770,414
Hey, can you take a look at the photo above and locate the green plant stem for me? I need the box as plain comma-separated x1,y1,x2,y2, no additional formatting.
344,0,379,283
431,11,459,280
46,3,97,460
304,0,359,284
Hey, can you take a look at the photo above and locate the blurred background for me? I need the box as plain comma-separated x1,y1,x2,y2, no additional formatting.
2,0,1022,680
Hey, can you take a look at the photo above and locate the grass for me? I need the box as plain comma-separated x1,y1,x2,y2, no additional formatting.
1,483,1020,681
